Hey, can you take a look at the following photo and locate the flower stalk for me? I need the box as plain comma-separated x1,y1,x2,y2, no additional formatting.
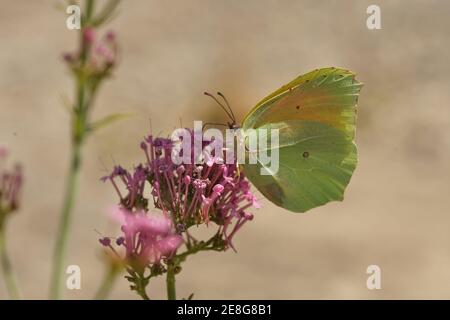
166,259,177,300
0,148,23,299
50,0,121,299
94,263,119,300
0,225,20,300
50,141,81,299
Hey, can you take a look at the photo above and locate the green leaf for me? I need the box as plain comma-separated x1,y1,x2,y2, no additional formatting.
91,0,121,27
89,113,134,132
182,293,195,300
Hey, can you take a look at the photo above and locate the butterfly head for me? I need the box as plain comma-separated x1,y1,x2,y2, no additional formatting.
227,122,240,131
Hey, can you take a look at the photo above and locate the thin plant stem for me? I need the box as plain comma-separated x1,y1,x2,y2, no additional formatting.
135,271,150,300
166,260,176,300
85,0,95,22
94,266,118,300
50,140,82,299
0,227,21,300
50,27,88,299
49,0,120,300
136,283,150,300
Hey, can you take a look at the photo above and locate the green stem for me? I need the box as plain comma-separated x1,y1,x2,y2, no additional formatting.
166,261,176,300
136,283,150,300
50,141,82,300
85,0,95,23
134,271,150,300
94,266,118,300
0,227,21,300
175,235,220,262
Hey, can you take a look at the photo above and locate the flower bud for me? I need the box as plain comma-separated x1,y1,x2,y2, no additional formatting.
83,27,96,45
99,237,111,247
212,184,224,194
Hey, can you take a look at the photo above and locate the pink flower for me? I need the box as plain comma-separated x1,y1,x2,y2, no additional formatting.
105,30,116,42
0,148,23,215
103,130,260,250
157,235,184,256
101,207,183,266
83,27,96,45
64,28,118,73
0,147,9,158
201,184,224,225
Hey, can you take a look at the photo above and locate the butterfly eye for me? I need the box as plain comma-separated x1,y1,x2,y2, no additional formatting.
302,151,309,159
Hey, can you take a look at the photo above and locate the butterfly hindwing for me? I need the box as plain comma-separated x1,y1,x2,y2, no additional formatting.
242,120,357,212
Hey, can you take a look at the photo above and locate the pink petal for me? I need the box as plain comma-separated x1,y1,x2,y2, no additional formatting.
157,235,183,256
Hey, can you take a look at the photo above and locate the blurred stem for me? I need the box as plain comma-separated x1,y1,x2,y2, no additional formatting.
94,266,119,300
85,0,95,23
0,226,21,300
166,260,176,300
136,285,150,300
49,0,118,300
50,139,82,299
135,271,150,300
50,19,90,298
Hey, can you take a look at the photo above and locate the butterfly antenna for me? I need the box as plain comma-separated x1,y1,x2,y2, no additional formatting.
217,92,236,123
204,91,234,122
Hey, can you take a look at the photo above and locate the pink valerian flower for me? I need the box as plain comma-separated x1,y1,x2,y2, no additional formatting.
0,148,23,217
64,28,118,75
100,207,183,267
101,164,149,211
91,29,118,68
0,147,8,158
102,129,260,250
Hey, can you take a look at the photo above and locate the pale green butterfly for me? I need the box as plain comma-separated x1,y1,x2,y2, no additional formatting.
207,67,362,213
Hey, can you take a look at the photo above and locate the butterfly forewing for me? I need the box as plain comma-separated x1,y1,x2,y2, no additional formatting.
243,67,361,139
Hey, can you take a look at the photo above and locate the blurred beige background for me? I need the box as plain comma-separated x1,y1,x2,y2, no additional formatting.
1,0,449,299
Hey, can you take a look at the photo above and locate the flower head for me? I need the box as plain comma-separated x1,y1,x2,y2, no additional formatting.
64,28,118,75
100,207,183,268
103,129,260,250
0,147,23,226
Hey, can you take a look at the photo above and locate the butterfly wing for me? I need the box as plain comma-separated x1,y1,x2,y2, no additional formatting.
241,67,362,213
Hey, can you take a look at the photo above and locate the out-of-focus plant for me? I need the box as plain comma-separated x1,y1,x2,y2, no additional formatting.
0,147,23,300
100,130,260,299
50,0,122,299
94,248,123,300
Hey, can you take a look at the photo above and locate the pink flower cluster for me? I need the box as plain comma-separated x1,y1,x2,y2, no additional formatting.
102,129,260,253
64,27,118,75
100,208,183,266
0,147,23,220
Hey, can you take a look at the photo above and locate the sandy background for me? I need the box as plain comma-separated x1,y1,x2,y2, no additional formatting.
1,0,449,299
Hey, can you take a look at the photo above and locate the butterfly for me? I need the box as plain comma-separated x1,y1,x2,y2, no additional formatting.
206,67,363,213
